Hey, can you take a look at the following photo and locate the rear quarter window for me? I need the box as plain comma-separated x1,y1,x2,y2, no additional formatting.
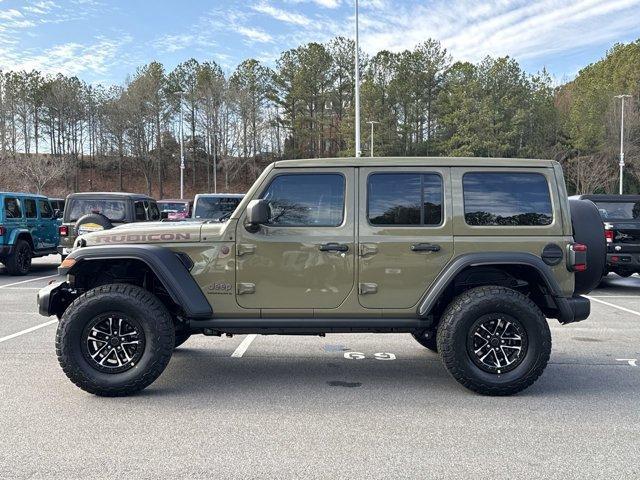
463,172,553,226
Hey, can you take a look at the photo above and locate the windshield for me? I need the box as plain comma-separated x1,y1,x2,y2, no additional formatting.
158,202,189,213
595,201,640,221
67,199,127,222
194,197,242,219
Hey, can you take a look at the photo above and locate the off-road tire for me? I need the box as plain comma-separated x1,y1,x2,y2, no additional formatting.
437,286,551,396
56,283,175,396
5,240,32,276
412,330,438,352
174,332,191,349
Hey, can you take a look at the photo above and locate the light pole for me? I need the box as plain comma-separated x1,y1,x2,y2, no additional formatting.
354,0,361,158
174,90,186,199
367,120,379,157
615,94,631,195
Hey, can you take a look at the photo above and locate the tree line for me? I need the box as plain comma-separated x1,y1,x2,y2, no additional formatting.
0,37,638,196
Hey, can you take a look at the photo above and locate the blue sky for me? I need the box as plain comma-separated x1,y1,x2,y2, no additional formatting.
2,0,640,85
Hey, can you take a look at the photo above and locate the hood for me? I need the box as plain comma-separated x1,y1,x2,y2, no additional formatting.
78,221,210,247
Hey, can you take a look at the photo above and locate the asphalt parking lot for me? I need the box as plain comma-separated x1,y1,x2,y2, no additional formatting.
1,256,639,479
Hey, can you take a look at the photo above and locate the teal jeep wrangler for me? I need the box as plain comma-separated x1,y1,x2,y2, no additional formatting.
1,192,60,275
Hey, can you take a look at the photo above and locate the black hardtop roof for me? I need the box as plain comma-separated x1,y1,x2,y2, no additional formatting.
66,192,155,201
572,194,640,202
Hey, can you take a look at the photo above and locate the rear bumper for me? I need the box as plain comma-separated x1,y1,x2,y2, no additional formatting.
606,252,640,271
557,295,590,325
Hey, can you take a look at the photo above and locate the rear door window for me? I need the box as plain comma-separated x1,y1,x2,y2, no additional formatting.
38,200,53,219
134,201,147,221
24,199,38,218
4,197,22,219
368,173,442,226
463,172,553,226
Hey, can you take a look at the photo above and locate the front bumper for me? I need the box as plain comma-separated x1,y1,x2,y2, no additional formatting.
37,280,69,317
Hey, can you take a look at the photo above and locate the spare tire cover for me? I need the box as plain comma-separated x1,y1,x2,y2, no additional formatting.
569,199,606,295
74,213,114,236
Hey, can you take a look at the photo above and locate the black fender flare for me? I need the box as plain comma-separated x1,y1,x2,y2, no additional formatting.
61,244,212,319
416,252,580,324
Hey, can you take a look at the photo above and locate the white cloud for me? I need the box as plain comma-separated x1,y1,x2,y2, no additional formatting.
1,35,131,77
352,0,640,64
253,1,311,26
0,8,23,20
237,26,273,43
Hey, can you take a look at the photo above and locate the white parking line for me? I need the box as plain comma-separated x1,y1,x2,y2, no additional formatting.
586,296,640,318
231,334,257,358
0,274,58,290
589,295,640,298
0,320,57,344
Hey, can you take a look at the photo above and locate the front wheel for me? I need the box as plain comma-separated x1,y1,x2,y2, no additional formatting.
56,283,175,396
437,286,551,396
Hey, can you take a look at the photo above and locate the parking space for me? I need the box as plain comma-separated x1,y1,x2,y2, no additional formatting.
0,269,639,477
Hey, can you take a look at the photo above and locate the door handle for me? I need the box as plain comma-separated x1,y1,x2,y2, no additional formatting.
411,243,441,252
319,243,349,252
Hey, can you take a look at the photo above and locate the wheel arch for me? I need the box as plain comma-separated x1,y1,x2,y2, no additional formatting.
418,252,574,323
62,245,212,319
10,230,34,250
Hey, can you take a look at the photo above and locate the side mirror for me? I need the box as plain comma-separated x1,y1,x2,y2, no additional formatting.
160,211,169,219
54,209,63,219
245,199,269,232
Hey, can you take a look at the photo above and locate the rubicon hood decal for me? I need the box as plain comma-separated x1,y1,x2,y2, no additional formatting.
93,232,192,244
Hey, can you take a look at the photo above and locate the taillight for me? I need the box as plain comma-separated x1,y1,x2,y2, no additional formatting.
0,225,5,236
604,230,614,243
568,242,587,272
59,225,68,237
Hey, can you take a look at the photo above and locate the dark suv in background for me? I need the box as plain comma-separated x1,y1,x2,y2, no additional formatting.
58,192,159,258
573,194,640,277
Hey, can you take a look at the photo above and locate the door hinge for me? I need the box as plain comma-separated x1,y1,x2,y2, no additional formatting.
358,282,378,295
236,283,256,295
237,244,256,256
359,243,378,257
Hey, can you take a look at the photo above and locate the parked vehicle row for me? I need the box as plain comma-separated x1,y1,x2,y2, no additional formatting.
1,191,244,275
573,194,640,278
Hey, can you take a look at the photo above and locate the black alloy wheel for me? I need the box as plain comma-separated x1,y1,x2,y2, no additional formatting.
82,314,146,373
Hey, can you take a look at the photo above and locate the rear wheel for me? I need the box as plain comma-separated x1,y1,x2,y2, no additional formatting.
56,283,175,396
437,286,551,396
5,240,32,275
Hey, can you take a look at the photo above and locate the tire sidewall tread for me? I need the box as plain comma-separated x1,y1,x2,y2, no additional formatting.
56,283,175,396
436,285,551,396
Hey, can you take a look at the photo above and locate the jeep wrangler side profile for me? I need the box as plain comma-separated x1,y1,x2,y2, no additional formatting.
1,192,60,275
38,157,605,396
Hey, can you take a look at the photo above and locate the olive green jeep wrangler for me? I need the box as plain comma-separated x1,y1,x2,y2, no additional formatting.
38,157,605,397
